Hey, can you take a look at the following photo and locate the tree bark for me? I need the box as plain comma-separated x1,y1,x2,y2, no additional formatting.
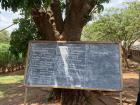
31,1,117,105
31,9,57,40
51,0,64,34
61,90,92,105
121,46,129,68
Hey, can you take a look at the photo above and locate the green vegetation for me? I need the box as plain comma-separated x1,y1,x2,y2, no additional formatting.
0,30,10,43
0,43,10,50
82,1,140,47
0,75,23,98
136,67,140,71
10,18,39,57
0,43,11,68
82,1,140,68
0,0,109,42
0,75,23,84
0,43,24,73
0,43,15,64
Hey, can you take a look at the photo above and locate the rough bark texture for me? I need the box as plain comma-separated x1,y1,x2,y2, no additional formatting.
121,46,129,68
32,9,58,40
60,90,117,105
31,0,97,41
51,0,64,34
31,0,116,105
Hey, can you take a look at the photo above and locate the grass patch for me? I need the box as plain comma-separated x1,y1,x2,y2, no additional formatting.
136,67,140,71
0,75,24,84
0,91,4,98
0,75,24,98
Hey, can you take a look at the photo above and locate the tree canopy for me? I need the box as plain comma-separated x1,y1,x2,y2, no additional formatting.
82,1,140,50
0,0,109,13
0,30,10,43
82,1,140,68
0,0,110,41
3,0,110,58
0,1,113,104
10,18,39,57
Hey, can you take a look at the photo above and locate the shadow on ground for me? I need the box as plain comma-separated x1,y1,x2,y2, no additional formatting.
0,69,139,105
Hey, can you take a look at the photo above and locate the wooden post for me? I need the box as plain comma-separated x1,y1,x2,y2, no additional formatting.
24,87,28,105
120,92,123,105
139,71,140,91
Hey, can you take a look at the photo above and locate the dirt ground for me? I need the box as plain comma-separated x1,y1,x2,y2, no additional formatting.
0,61,139,105
121,70,138,105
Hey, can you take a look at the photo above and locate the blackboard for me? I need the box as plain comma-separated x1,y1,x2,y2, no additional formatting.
24,41,122,91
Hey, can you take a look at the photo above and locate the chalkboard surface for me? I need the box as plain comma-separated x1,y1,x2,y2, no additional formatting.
25,41,122,91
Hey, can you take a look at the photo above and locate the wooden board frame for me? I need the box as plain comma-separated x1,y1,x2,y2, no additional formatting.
24,41,123,92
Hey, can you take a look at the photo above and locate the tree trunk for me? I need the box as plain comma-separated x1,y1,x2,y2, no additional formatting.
31,1,117,105
121,46,129,68
61,90,92,105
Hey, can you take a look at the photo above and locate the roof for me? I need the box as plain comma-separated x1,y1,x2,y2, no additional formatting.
131,42,140,50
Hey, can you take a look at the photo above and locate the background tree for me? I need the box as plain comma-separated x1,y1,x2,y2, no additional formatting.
0,30,10,43
10,18,39,58
0,0,109,41
0,43,24,73
0,29,10,70
82,1,140,68
0,43,11,73
0,0,111,105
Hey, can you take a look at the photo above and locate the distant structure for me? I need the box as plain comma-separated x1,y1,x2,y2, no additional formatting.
130,41,140,62
131,41,140,50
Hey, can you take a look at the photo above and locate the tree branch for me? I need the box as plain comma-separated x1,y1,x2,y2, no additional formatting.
51,0,64,34
64,0,97,26
31,9,56,40
59,0,98,40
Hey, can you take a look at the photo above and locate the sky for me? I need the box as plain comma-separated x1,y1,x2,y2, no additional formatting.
0,0,138,33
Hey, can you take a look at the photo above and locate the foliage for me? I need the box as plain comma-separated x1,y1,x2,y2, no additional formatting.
0,0,111,43
0,43,11,67
0,0,109,15
10,18,39,57
1,1,114,104
0,0,51,12
0,30,10,43
0,75,23,84
0,43,24,73
82,1,140,50
0,75,23,98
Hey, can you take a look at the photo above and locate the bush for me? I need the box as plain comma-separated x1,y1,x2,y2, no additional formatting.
0,43,24,73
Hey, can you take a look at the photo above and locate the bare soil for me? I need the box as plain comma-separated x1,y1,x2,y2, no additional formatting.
0,62,139,105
